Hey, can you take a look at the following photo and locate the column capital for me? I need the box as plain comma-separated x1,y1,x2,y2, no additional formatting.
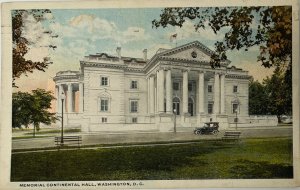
198,70,206,74
181,68,190,73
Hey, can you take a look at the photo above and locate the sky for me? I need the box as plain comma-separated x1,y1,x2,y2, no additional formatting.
14,8,275,92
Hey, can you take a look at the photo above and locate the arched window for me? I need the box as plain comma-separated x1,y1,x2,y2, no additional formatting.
173,97,180,115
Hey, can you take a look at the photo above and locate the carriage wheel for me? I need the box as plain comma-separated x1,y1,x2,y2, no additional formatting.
212,130,218,135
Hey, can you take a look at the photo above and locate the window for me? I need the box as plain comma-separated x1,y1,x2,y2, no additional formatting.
131,80,138,89
208,85,212,93
173,82,179,90
101,77,108,86
188,83,193,91
233,85,238,93
130,100,138,113
208,103,213,114
232,103,239,113
100,99,108,111
132,117,137,123
102,117,107,123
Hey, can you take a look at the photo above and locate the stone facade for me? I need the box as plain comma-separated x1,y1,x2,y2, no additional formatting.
53,41,278,132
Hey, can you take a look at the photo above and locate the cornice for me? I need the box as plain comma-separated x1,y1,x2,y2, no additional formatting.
53,75,80,82
225,74,252,80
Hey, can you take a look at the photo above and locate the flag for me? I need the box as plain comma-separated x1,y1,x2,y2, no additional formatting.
170,33,177,42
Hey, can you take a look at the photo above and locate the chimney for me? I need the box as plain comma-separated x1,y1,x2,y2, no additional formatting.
116,47,121,59
143,49,147,61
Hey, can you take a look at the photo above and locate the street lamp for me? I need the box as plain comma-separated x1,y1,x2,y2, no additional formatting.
173,109,177,133
61,91,66,145
234,109,238,130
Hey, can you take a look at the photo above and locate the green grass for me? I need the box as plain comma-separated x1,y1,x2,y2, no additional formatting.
12,136,52,140
11,137,293,181
24,128,81,135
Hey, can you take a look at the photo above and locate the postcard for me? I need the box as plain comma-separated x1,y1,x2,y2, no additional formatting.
1,0,299,189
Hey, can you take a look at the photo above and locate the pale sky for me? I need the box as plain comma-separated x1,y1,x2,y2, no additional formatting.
13,8,274,92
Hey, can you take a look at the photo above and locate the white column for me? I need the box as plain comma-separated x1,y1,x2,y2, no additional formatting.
149,75,155,114
157,69,165,113
79,83,84,113
182,70,188,114
220,74,225,114
198,71,205,113
55,85,59,113
58,84,63,114
67,83,73,113
214,72,220,114
166,69,172,114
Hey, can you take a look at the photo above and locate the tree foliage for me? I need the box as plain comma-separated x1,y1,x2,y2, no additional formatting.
12,9,57,87
152,6,292,69
249,67,292,119
248,79,269,115
12,89,57,136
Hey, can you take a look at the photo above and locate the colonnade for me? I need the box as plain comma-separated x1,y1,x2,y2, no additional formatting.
147,68,226,116
55,83,84,113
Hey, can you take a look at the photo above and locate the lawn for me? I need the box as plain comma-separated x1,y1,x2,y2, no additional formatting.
11,137,293,181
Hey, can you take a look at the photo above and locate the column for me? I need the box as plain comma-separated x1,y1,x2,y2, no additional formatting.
220,74,225,114
67,83,73,113
79,83,84,113
166,68,172,114
198,71,205,113
55,85,59,113
182,70,188,114
149,75,155,114
156,69,165,113
214,72,220,114
58,84,63,114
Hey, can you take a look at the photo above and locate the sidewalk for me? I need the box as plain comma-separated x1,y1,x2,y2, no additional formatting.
12,126,292,150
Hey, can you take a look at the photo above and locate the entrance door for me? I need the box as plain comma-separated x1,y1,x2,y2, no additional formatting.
188,98,194,116
173,97,180,115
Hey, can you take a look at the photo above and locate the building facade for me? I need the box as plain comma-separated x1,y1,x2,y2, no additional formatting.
53,41,277,132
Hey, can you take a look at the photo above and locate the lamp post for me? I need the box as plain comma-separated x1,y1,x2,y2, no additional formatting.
235,109,238,130
61,91,66,145
173,109,177,133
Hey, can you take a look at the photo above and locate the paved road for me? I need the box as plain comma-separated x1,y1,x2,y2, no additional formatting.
11,126,292,150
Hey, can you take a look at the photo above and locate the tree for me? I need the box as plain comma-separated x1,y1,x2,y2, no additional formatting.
12,91,33,129
152,6,292,69
12,89,57,137
248,79,270,115
12,9,58,87
263,67,292,122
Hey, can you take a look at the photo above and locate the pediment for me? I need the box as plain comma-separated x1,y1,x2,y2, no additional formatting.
159,41,213,62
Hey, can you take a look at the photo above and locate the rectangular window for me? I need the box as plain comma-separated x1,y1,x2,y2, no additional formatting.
132,117,137,123
208,103,213,114
131,81,138,89
102,117,107,123
173,82,179,90
101,77,108,86
130,100,138,113
233,85,238,93
100,99,108,111
232,103,239,113
208,85,213,93
188,83,193,91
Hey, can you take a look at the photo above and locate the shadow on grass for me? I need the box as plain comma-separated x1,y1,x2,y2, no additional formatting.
229,159,293,179
11,142,233,181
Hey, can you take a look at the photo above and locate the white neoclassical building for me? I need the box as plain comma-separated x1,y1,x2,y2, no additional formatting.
53,41,277,132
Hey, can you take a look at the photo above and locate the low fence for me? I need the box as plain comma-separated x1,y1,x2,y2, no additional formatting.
229,115,278,128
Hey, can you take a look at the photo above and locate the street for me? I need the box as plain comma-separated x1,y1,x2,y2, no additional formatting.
11,126,293,150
